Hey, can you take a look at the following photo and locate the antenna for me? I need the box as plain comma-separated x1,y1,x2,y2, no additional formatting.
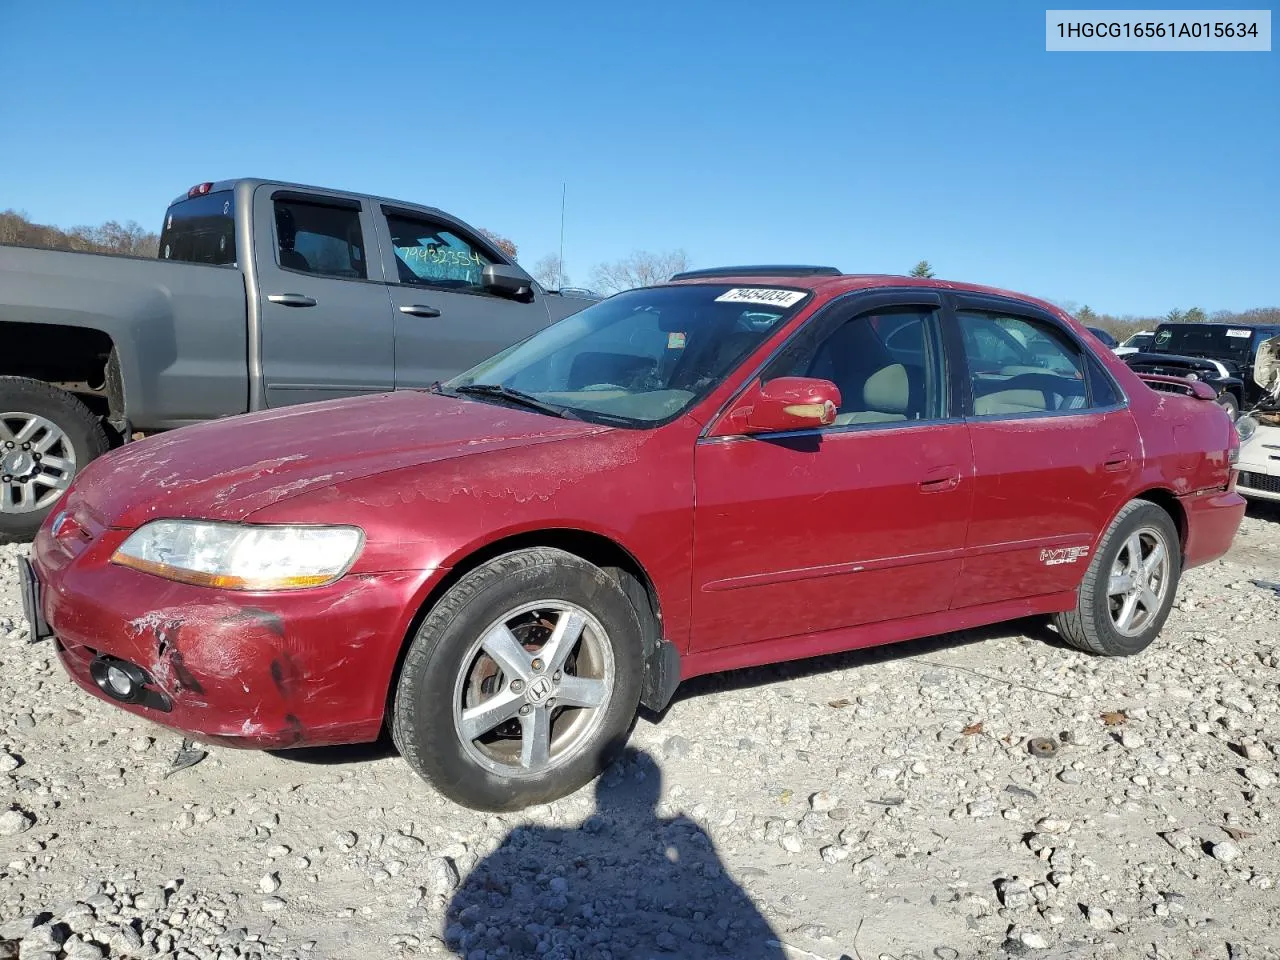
558,182,566,288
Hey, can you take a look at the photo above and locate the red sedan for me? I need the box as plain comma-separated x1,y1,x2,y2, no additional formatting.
23,268,1245,810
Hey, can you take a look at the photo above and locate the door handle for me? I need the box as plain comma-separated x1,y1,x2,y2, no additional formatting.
399,304,442,318
267,294,317,308
1103,452,1132,473
919,464,961,493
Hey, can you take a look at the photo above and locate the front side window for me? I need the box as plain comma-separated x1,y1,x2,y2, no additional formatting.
447,285,810,426
767,307,946,425
958,310,1089,416
386,213,492,290
273,199,367,280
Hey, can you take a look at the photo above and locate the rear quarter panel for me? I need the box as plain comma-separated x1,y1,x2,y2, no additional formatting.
0,245,249,428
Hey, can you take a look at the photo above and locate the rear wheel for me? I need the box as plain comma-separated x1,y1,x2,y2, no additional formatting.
1053,500,1181,656
392,548,643,811
0,377,109,542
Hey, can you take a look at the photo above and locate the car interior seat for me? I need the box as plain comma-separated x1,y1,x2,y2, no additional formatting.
276,206,311,272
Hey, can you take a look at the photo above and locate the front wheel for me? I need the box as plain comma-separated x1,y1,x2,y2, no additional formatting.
1218,392,1239,419
392,548,643,811
1053,499,1181,656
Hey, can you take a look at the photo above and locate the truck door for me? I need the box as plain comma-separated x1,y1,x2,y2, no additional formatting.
252,187,394,406
371,205,554,388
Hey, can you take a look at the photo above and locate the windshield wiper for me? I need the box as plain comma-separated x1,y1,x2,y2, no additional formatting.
452,383,579,420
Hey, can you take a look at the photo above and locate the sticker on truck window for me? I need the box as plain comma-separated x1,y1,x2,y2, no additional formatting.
1226,329,1252,338
714,288,807,308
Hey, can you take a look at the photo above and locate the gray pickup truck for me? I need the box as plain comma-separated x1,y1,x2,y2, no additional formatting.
0,178,599,538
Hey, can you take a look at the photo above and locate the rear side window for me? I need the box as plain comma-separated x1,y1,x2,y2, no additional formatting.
274,198,367,280
159,191,236,265
958,311,1091,416
385,212,493,290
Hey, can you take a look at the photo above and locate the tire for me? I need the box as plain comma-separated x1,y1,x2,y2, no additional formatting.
1218,392,1239,419
391,547,644,811
0,377,109,542
1053,500,1181,656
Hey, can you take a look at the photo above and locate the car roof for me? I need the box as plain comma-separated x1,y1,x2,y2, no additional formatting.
666,272,1067,317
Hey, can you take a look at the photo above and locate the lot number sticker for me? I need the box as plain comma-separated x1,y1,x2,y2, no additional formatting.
714,288,807,308
1226,329,1252,337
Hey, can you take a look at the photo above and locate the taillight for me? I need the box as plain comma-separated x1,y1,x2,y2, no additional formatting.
187,182,214,199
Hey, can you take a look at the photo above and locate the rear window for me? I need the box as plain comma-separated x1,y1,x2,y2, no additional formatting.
1151,324,1257,361
158,191,236,265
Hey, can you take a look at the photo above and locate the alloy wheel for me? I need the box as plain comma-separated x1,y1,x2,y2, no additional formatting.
0,413,77,514
1107,525,1172,636
452,600,615,778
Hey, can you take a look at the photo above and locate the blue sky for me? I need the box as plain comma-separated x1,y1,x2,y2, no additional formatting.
0,1,1275,316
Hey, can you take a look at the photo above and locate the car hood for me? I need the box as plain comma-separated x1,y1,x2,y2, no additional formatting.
64,391,609,529
1125,352,1238,378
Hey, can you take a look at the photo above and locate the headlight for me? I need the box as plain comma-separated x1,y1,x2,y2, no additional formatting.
111,521,364,590
1185,372,1199,381
1236,415,1259,444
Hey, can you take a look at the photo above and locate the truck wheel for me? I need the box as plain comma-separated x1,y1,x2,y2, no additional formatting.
1052,500,1181,657
392,548,643,811
0,377,109,541
1218,393,1239,419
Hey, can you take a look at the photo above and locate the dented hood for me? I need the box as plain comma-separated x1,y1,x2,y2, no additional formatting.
65,391,608,529
1256,334,1280,402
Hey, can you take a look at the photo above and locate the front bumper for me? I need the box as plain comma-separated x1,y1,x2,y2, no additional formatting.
1237,422,1280,503
31,521,437,749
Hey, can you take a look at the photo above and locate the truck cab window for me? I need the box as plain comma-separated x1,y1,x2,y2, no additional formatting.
274,199,367,280
159,191,237,265
385,213,492,290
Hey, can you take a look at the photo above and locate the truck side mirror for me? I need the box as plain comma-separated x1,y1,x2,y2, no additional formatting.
483,264,535,303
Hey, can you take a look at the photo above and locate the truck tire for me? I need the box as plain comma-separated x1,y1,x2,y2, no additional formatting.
1218,392,1239,419
0,377,109,541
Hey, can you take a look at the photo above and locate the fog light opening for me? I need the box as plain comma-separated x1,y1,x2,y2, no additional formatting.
89,656,150,704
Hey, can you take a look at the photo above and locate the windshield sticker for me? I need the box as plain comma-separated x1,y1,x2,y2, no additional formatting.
714,288,807,308
1226,328,1252,338
667,332,686,349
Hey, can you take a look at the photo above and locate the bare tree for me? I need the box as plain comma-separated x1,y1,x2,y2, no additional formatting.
532,254,570,290
591,250,690,294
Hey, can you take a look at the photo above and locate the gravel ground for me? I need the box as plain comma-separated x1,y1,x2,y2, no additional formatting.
1,503,1278,960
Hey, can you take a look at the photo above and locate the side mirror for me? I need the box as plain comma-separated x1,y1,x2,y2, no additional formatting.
712,377,842,436
483,263,535,302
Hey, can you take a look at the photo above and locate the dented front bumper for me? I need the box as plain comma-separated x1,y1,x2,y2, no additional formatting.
31,520,432,749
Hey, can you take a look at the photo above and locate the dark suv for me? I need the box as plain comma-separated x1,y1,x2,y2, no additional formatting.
1122,322,1280,417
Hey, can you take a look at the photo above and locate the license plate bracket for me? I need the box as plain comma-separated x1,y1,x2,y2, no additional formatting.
18,557,53,643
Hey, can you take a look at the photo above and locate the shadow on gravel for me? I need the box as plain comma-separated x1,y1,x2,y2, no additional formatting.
1246,499,1280,523
444,747,787,959
265,728,400,765
667,615,1065,709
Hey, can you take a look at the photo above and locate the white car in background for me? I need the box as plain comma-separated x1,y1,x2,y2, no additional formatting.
1114,331,1155,356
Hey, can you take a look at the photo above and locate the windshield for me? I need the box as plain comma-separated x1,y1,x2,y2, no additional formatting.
1151,323,1258,362
158,191,236,265
1123,333,1153,349
446,284,811,426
